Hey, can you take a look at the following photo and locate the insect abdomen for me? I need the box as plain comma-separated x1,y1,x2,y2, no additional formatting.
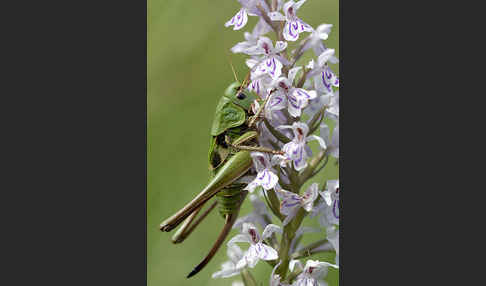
216,183,245,217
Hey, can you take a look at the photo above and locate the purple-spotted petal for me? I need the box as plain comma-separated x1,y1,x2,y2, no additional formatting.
297,18,313,33
237,245,260,268
279,190,301,214
258,169,278,190
293,88,317,101
257,57,283,79
267,92,287,111
287,93,305,117
248,79,263,98
283,20,300,41
256,243,279,260
274,41,288,53
292,144,307,171
226,8,248,30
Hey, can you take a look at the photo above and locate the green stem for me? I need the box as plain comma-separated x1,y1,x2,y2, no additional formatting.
299,150,327,183
264,118,291,144
290,239,334,259
275,208,307,279
286,269,303,283
241,269,258,286
264,188,284,221
307,107,326,134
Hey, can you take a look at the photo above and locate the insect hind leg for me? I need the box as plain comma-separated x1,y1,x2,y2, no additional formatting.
171,201,217,244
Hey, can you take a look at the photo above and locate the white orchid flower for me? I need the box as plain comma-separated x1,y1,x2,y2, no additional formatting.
225,0,270,30
268,0,313,41
244,152,279,192
278,183,319,225
212,244,245,278
292,259,338,286
277,122,326,171
228,223,281,268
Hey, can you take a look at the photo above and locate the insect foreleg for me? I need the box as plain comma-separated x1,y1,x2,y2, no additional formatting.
248,94,270,128
228,144,285,155
225,132,284,155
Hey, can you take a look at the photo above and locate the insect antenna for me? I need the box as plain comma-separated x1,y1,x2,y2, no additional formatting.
227,54,239,83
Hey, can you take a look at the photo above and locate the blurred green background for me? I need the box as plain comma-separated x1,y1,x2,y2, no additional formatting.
148,1,339,285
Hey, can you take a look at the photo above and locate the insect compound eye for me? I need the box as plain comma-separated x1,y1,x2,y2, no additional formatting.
236,92,246,100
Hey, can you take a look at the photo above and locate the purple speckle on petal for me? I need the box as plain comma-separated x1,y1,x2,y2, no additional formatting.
270,96,282,107
332,199,340,219
322,72,331,91
294,147,304,166
288,95,301,109
284,200,300,208
288,22,297,38
236,10,244,27
297,89,310,99
257,171,265,180
264,170,271,186
325,69,332,80
292,22,298,30
271,58,277,74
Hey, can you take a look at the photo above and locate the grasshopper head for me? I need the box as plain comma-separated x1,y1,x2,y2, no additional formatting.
224,81,257,112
